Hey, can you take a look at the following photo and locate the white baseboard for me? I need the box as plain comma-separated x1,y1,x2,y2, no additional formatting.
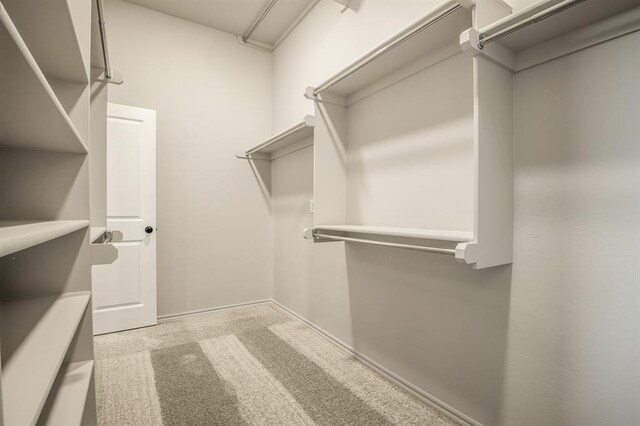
157,299,271,322
269,300,483,426
156,298,482,426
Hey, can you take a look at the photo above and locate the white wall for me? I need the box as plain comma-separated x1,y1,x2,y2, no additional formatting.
271,1,639,425
105,0,273,316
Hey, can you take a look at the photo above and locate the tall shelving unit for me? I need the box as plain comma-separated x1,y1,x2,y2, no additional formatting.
302,0,515,269
0,0,97,423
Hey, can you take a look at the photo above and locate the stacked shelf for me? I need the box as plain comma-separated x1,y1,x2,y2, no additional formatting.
0,293,91,425
0,4,88,153
0,221,89,256
39,361,95,426
0,0,97,424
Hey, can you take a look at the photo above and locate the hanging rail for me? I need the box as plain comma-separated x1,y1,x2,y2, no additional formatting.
478,0,587,48
96,0,123,84
312,232,457,256
311,2,463,96
242,0,278,43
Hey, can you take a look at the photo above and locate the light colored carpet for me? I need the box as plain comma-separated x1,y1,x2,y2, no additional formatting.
94,303,457,426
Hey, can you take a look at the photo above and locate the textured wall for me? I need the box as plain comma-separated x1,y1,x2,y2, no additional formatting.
271,1,639,425
106,0,273,316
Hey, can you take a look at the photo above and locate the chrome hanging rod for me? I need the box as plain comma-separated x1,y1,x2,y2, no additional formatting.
246,121,308,156
95,0,123,84
96,0,111,79
313,233,457,256
478,0,587,48
312,2,462,96
242,0,278,43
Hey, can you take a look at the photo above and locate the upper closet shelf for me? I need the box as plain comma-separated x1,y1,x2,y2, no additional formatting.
306,0,473,100
461,0,640,71
237,116,315,160
0,5,88,153
0,292,91,426
0,220,89,257
1,0,88,84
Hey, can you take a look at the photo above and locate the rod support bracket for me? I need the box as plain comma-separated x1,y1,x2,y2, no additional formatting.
455,242,477,265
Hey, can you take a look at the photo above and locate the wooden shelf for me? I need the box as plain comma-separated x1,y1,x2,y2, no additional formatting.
238,116,315,160
309,0,472,99
478,0,640,53
0,220,89,257
0,5,88,153
0,0,88,84
314,225,472,243
0,292,91,426
39,361,94,426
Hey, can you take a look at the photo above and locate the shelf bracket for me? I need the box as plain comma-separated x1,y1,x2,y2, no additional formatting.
460,28,515,71
455,242,477,265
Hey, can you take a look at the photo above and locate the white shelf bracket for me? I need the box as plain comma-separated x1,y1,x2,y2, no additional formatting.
460,28,515,71
455,242,478,265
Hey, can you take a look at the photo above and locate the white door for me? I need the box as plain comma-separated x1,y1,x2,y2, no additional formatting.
92,103,157,335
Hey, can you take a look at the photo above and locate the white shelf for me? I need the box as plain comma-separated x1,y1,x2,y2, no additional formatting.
39,361,94,426
0,0,88,84
0,220,89,257
0,5,88,153
314,225,472,243
478,0,640,53
239,116,315,159
309,0,472,98
0,292,91,426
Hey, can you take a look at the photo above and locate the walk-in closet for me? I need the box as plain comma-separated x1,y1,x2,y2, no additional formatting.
0,0,638,424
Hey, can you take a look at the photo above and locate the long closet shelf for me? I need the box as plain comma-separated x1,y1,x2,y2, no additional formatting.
0,292,91,426
0,220,90,257
0,5,88,154
307,0,472,99
237,116,315,160
476,0,640,53
311,225,473,242
1,0,88,84
39,361,94,426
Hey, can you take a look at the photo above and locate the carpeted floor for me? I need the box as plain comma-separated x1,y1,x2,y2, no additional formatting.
94,303,457,426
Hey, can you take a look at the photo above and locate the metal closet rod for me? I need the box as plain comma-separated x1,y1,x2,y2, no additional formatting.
313,233,457,256
96,0,112,79
312,2,463,96
242,0,278,43
479,0,587,48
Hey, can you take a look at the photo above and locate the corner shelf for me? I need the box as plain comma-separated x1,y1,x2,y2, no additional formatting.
237,116,315,160
0,0,88,84
0,4,88,153
0,220,89,257
0,292,91,426
39,361,94,426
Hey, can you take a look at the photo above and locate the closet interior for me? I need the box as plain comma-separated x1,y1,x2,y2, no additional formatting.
1,0,639,424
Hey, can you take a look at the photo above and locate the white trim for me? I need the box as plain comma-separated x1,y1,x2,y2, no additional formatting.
269,300,483,426
157,299,271,322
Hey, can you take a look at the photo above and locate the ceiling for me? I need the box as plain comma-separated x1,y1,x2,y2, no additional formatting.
122,0,317,48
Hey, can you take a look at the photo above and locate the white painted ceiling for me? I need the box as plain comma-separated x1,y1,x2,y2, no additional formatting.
122,0,316,47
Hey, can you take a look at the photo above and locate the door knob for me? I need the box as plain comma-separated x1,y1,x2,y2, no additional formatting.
145,226,154,234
